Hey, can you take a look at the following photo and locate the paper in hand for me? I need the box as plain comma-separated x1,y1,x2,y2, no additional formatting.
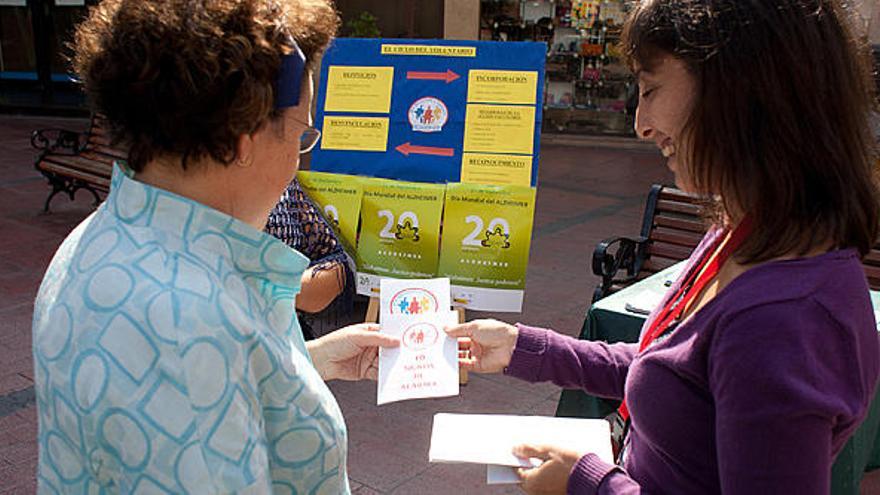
429,413,613,467
377,311,460,405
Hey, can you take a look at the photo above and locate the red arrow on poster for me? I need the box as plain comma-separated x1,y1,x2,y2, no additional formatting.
395,142,455,157
406,69,460,83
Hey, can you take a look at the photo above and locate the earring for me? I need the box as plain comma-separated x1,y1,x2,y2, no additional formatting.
236,155,253,168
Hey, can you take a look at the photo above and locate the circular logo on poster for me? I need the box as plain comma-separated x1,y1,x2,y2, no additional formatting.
408,97,448,133
389,288,439,315
402,322,439,351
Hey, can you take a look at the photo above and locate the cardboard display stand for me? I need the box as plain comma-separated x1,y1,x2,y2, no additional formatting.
301,38,546,314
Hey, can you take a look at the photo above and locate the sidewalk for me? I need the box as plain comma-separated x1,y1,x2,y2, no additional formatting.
0,114,651,493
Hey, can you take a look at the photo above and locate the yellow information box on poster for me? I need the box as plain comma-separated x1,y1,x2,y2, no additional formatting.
463,104,535,155
321,116,389,152
324,66,394,113
467,70,538,105
461,153,532,187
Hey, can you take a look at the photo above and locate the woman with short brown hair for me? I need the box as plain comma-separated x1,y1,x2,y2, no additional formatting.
32,1,396,492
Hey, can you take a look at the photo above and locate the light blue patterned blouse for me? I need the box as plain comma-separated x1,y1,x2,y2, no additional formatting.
32,165,349,494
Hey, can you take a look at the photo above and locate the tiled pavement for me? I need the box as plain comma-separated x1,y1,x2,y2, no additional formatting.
0,115,876,494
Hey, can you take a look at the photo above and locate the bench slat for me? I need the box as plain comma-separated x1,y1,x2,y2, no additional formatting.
863,250,880,266
81,146,127,162
640,257,675,273
865,265,880,291
648,241,694,261
656,198,701,216
38,161,111,191
650,227,704,248
76,150,118,165
658,188,700,203
653,213,707,234
39,154,113,180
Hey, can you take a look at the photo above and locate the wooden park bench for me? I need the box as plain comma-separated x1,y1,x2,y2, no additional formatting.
591,184,880,302
591,184,706,302
31,114,124,212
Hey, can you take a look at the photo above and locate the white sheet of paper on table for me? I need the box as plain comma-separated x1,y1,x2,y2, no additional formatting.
428,413,614,468
624,289,665,315
379,277,451,321
377,311,460,405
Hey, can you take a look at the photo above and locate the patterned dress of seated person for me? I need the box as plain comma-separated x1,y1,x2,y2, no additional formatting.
265,178,354,339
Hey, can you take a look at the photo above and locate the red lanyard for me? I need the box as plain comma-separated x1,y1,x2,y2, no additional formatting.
618,217,753,422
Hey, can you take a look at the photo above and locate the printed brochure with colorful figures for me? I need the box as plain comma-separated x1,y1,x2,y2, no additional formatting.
377,278,456,405
379,277,451,321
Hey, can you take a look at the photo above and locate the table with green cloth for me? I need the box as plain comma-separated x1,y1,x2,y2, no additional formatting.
555,262,880,495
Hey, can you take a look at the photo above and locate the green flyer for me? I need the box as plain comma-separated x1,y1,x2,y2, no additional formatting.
438,182,537,311
356,178,446,295
296,170,363,252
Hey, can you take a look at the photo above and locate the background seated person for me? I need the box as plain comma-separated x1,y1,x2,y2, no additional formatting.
266,177,354,338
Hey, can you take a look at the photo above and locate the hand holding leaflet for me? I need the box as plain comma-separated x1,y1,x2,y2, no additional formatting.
377,311,460,405
377,277,458,404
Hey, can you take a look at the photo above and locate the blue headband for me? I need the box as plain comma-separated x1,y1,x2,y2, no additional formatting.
274,42,306,109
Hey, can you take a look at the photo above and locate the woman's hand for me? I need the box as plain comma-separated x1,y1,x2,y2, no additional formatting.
444,319,518,374
514,444,583,495
307,323,399,381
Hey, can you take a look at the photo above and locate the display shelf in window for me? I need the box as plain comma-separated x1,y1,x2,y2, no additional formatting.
481,0,636,136
546,80,575,108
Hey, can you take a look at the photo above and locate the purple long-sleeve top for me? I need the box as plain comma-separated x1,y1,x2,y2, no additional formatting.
506,228,880,494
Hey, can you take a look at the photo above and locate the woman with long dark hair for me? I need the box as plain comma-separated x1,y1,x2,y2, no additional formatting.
448,1,880,493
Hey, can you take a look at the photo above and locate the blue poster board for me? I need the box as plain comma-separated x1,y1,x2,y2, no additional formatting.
311,38,546,186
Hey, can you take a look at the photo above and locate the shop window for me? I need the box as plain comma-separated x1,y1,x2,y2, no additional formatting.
480,0,636,137
0,3,36,80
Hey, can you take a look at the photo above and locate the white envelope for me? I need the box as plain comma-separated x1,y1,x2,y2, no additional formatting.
377,311,460,405
429,413,613,467
380,277,451,322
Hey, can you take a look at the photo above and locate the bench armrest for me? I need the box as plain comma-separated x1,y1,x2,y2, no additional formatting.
31,128,85,154
592,235,650,291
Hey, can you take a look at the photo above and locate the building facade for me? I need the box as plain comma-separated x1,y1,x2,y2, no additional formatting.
1,0,877,127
